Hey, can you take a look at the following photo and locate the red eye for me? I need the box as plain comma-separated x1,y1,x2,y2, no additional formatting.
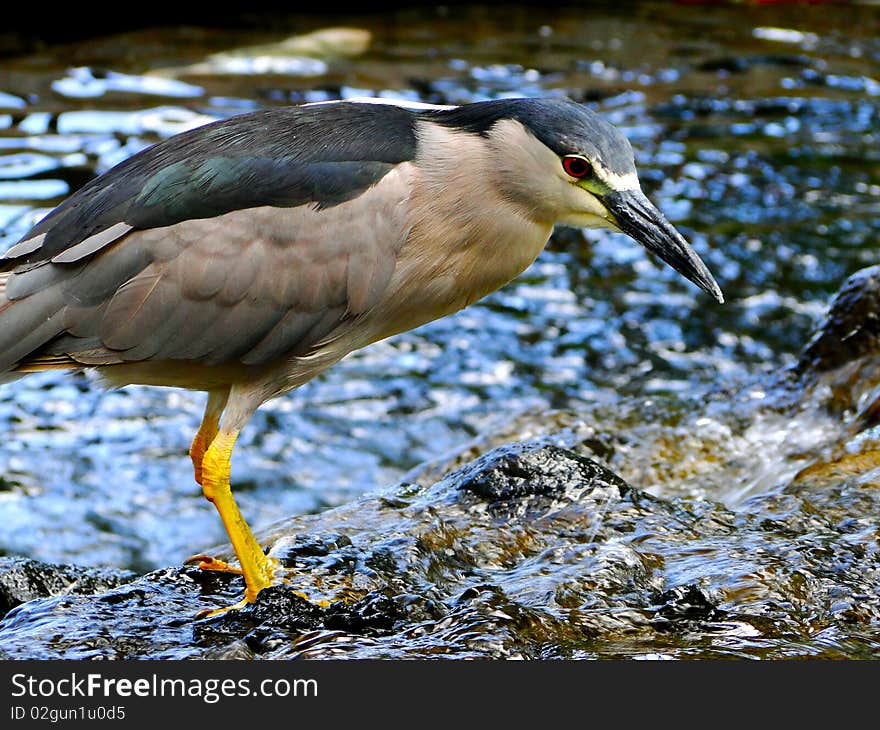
562,156,592,179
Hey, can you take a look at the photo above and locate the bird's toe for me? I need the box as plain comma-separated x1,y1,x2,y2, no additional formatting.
183,553,244,575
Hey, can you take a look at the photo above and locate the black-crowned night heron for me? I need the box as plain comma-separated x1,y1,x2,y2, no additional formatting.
0,97,722,616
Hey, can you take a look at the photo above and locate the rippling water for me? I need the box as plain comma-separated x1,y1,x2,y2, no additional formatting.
0,3,877,578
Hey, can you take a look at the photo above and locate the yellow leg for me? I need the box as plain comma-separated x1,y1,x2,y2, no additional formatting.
197,429,278,614
189,391,226,486
186,392,242,579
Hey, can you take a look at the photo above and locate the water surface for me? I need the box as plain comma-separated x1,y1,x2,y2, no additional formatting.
0,3,877,604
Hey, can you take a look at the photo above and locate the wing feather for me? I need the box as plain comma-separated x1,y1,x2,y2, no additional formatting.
50,222,133,264
1,102,417,267
177,248,228,301
239,309,325,365
2,158,414,375
99,269,167,350
216,244,260,306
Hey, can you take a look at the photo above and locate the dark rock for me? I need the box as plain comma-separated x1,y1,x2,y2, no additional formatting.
0,440,877,659
0,556,135,620
193,587,326,653
455,441,628,502
0,442,648,658
797,265,880,376
787,265,880,423
652,585,726,630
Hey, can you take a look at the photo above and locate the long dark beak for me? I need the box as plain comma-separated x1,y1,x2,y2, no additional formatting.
604,190,724,304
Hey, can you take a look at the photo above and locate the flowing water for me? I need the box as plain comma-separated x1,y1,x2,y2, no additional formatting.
0,3,878,658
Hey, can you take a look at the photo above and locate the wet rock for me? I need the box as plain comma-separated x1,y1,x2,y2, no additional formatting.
785,264,880,432
1,439,875,659
652,585,726,628
0,556,135,619
154,27,371,79
0,443,654,658
797,265,880,377
455,442,628,503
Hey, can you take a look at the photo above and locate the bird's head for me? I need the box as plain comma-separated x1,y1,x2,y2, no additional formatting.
430,98,723,304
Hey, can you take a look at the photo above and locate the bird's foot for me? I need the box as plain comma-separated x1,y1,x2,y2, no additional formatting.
183,553,244,575
188,554,286,619
192,589,329,620
193,597,253,620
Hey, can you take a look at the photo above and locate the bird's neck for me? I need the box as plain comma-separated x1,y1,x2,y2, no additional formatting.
352,120,555,348
381,181,552,337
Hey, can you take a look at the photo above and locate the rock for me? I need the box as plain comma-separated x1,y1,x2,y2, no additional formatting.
0,440,877,659
0,556,135,620
797,265,880,377
454,442,628,502
152,26,372,79
788,264,880,427
0,443,653,658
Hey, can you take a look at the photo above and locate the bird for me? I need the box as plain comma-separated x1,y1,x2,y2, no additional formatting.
0,96,723,617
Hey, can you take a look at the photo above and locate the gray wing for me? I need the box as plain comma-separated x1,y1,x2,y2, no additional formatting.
2,102,417,265
0,163,413,371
